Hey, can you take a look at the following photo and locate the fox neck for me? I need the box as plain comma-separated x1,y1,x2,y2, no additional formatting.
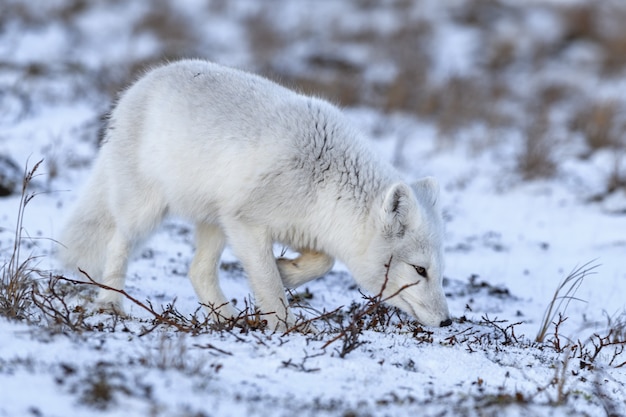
316,186,389,280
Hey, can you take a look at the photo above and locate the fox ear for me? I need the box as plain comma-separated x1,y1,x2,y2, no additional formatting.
382,182,416,239
411,177,440,209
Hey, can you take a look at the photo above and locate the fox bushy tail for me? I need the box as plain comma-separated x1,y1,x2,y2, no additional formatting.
58,157,115,281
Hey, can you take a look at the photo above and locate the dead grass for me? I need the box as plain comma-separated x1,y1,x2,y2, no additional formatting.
516,109,558,180
0,160,43,321
574,100,626,153
606,155,626,196
536,261,598,343
133,0,198,59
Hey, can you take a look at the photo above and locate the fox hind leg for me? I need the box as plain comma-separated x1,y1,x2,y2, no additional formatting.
95,229,131,313
277,250,334,288
96,176,167,314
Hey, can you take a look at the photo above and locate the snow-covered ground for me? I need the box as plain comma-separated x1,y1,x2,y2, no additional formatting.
1,1,625,416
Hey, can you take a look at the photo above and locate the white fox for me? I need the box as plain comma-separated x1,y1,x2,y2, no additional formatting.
59,59,451,331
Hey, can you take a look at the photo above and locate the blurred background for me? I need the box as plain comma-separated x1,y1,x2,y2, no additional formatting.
1,0,626,202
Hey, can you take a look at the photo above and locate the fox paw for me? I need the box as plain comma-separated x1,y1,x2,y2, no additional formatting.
265,315,319,335
94,299,126,317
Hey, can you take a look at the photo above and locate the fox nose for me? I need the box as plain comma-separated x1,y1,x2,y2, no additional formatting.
440,318,452,327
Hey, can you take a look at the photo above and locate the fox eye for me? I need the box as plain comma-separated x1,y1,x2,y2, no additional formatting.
413,265,428,278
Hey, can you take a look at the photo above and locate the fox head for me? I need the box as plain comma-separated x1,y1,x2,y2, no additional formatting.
356,177,451,327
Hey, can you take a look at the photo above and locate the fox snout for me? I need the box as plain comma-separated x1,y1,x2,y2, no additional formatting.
392,291,451,328
415,310,452,328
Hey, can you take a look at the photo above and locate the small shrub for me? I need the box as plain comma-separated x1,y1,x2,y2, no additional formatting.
574,312,626,369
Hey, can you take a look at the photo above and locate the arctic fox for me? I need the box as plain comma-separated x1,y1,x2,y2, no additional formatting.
59,59,451,331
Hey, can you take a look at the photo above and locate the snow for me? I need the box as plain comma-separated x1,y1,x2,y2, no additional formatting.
1,1,625,416
430,23,480,82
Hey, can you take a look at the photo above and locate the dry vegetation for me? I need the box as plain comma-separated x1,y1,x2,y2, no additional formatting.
3,251,626,413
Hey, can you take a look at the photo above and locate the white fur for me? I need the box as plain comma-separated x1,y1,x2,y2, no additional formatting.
58,59,451,331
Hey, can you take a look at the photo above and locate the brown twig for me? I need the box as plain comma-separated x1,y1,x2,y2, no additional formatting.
193,343,233,356
281,305,344,336
57,270,190,333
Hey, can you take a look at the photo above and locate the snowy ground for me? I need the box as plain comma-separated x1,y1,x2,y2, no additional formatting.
1,1,625,416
